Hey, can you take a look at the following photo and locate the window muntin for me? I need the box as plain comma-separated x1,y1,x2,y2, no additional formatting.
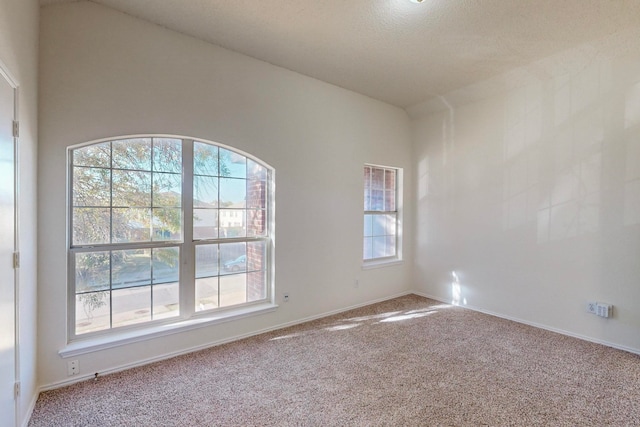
70,136,272,338
72,138,183,246
363,165,398,261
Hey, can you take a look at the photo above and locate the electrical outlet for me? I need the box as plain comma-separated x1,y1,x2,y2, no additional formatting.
354,279,359,288
283,293,289,302
596,303,613,318
587,301,613,318
68,360,79,376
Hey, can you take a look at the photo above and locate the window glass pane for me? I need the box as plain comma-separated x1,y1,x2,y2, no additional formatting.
371,189,384,211
153,172,181,207
385,235,397,257
112,170,151,207
112,207,151,243
73,141,110,168
112,249,151,289
73,167,110,207
152,283,179,320
152,208,181,241
73,207,110,245
247,209,266,237
152,138,182,173
372,236,387,259
219,177,246,206
385,189,396,211
194,176,218,207
372,168,384,189
372,214,387,236
247,159,266,181
220,274,247,307
386,214,397,236
364,214,373,237
194,142,219,176
196,244,219,278
385,169,396,192
220,242,246,275
112,286,151,327
220,209,246,238
76,291,110,335
363,237,373,260
247,271,266,302
75,251,110,292
152,247,179,284
196,277,218,311
247,241,266,272
193,209,218,240
246,179,266,209
112,138,152,171
219,148,246,179
195,243,219,312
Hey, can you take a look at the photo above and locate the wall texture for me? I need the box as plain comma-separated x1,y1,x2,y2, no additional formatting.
411,28,640,353
38,1,413,387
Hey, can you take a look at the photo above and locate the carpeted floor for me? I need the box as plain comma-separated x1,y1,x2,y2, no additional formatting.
30,295,640,426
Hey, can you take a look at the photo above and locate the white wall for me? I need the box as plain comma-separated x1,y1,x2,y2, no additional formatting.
410,28,640,353
38,1,412,387
0,0,39,424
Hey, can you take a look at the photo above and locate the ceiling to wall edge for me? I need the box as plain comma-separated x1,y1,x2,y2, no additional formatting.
38,0,640,118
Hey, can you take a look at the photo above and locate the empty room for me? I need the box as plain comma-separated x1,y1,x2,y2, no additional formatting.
1,0,639,425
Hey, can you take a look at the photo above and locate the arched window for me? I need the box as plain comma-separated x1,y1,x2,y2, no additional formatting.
69,136,272,338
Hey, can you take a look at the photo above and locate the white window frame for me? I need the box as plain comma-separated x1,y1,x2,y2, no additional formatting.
66,135,275,346
363,164,402,268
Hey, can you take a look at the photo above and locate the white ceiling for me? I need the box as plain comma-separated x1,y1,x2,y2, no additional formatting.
39,0,640,108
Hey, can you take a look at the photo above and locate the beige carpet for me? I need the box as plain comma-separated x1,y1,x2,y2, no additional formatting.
29,295,640,426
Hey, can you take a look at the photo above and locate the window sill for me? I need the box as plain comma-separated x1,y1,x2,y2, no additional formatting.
362,258,403,270
59,302,278,358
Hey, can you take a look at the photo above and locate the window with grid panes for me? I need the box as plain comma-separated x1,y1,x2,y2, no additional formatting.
69,136,272,338
363,165,399,262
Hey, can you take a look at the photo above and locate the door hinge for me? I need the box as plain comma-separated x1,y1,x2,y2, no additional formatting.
12,120,19,138
14,382,20,398
13,252,19,269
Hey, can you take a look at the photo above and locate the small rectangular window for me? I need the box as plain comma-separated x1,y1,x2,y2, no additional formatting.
363,165,400,263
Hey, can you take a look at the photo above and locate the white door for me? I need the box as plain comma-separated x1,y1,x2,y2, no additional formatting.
0,68,17,426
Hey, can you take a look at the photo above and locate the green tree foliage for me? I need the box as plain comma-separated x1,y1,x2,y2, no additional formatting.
72,138,234,325
73,138,187,245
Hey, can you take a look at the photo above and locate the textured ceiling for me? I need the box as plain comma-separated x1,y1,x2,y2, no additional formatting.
39,0,640,108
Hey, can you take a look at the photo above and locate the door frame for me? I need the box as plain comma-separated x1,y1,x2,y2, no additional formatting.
0,57,20,426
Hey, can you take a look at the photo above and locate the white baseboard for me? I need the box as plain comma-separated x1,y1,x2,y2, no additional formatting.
39,290,413,392
413,291,640,356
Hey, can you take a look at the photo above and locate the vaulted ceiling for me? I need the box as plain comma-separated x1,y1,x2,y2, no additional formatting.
39,0,640,108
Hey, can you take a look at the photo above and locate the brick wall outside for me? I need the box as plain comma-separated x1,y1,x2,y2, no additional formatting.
247,177,266,301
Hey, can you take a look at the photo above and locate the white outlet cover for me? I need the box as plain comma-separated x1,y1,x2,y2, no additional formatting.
68,360,79,376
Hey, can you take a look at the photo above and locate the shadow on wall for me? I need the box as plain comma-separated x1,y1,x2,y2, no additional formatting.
501,59,640,243
417,51,640,245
